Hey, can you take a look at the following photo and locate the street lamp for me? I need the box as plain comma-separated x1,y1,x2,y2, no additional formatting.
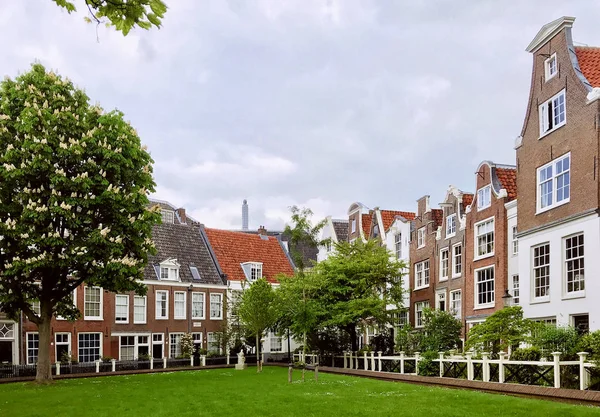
502,289,513,308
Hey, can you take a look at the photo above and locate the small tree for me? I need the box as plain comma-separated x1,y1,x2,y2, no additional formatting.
395,324,423,355
465,306,534,356
530,324,581,359
420,309,462,353
237,278,278,372
0,64,158,381
180,333,194,359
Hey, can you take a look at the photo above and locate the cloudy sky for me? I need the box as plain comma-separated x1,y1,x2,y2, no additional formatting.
2,1,599,230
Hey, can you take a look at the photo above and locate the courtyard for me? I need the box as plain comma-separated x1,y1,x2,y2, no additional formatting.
0,367,597,416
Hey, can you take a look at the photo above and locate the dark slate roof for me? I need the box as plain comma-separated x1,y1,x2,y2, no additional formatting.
332,219,348,243
144,223,225,285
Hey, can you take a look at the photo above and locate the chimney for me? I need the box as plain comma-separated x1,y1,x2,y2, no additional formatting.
258,225,267,236
176,208,186,224
242,199,249,231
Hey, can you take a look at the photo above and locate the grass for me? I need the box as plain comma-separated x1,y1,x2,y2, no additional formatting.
0,367,598,416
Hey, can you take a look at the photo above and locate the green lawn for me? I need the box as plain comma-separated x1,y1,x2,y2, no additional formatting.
0,367,598,416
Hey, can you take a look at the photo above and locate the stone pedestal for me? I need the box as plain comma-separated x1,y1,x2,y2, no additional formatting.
235,351,247,370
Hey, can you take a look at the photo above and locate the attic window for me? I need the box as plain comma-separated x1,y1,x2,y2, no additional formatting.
544,53,557,81
189,266,201,281
539,89,566,137
373,224,379,238
241,262,262,282
161,209,174,224
157,259,180,281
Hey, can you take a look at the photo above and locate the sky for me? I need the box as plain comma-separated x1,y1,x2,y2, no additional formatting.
2,1,600,230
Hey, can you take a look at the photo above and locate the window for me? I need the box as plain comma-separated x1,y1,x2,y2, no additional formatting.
174,291,186,319
373,224,380,238
537,153,570,212
393,311,408,328
78,333,101,362
189,266,201,281
446,214,456,237
155,290,169,319
229,290,242,319
565,234,584,294
270,333,282,352
417,227,426,248
395,233,402,259
31,300,41,316
120,336,136,361
450,290,462,319
192,292,205,319
512,275,520,305
115,295,129,324
325,240,332,252
134,296,147,324
475,267,495,308
545,53,557,81
539,90,566,136
210,293,223,319
192,333,202,348
170,333,183,358
84,286,102,320
351,218,356,234
55,333,70,362
152,334,164,359
533,243,550,299
512,226,519,255
415,302,428,328
57,289,76,321
207,332,219,353
27,333,39,365
251,264,262,281
161,209,174,224
440,249,449,281
452,244,462,277
160,265,179,281
414,260,430,289
477,186,491,210
475,218,494,258
436,291,446,311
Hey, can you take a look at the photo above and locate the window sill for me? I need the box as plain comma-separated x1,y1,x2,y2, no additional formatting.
446,233,456,239
417,245,426,250
536,198,570,215
192,317,205,321
473,304,494,311
115,321,129,325
155,317,169,320
133,321,147,325
538,122,565,140
451,274,462,279
530,298,550,305
473,253,494,262
174,317,187,320
84,317,103,321
210,317,223,320
414,286,429,291
439,277,449,282
562,292,585,301
476,205,491,212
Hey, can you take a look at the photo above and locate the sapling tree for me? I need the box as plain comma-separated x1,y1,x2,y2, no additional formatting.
0,63,159,381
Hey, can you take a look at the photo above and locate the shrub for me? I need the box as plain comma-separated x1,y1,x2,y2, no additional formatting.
578,330,600,360
417,351,439,377
510,347,542,362
101,356,113,362
395,324,423,354
421,309,462,352
137,353,151,361
530,324,580,360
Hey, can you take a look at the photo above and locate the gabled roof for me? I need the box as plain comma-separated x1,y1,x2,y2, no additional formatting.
361,213,372,238
145,223,224,285
432,209,444,227
203,228,294,283
380,210,416,232
526,16,575,53
496,167,518,201
575,47,600,88
332,219,349,243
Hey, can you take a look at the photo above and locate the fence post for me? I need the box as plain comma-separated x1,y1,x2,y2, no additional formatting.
150,357,154,370
56,362,60,376
111,359,116,372
400,351,405,374
163,357,167,369
288,364,293,383
371,351,376,371
552,352,561,388
377,351,383,372
355,352,360,370
498,352,505,384
201,355,206,367
482,352,489,382
414,352,420,375
578,352,589,390
95,360,100,373
190,356,194,367
363,352,368,370
439,352,444,378
466,352,473,381
343,352,347,369
227,350,230,365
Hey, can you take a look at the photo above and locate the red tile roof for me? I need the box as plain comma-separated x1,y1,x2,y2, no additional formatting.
576,46,600,88
380,210,416,232
361,214,372,238
496,168,517,201
462,193,474,208
432,209,444,227
204,228,294,283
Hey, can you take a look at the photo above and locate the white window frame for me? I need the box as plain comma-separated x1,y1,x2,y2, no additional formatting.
174,291,187,320
394,232,402,259
446,214,456,238
207,332,220,353
544,53,557,81
55,332,71,362
474,266,495,309
539,89,566,137
417,227,426,248
210,293,223,320
269,332,283,352
159,259,180,281
439,248,449,281
477,185,491,211
161,209,174,224
152,333,164,359
564,233,585,297
474,217,495,260
26,332,39,365
83,286,103,320
536,153,570,214
512,225,518,256
78,332,102,363
155,290,169,320
414,260,430,290
133,296,147,324
512,275,520,305
450,290,462,319
452,243,462,278
532,243,551,301
169,333,184,358
436,290,446,311
351,218,356,234
115,294,129,324
192,292,206,320
415,301,428,328
57,288,77,321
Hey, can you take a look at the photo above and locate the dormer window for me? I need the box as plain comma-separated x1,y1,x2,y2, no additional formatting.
241,262,262,281
373,224,379,238
157,259,180,281
161,209,174,224
351,218,356,234
544,53,557,81
477,186,491,211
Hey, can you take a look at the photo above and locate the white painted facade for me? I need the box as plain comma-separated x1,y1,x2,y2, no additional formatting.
518,212,599,330
505,200,519,307
317,216,338,263
383,217,412,312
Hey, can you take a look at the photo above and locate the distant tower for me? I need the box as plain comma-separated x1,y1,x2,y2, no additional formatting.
242,199,249,231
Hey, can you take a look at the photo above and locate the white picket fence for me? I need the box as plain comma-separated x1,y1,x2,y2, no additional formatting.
329,351,596,391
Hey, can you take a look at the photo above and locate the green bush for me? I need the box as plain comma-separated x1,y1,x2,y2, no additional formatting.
101,356,113,362
137,353,151,361
395,324,423,354
510,347,542,362
417,351,439,377
578,331,600,360
530,324,580,359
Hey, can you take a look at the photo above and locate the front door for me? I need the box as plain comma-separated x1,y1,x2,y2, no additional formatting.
0,341,12,364
55,333,71,363
152,334,164,359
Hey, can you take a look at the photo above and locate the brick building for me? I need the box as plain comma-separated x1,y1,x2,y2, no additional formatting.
516,17,600,331
464,162,517,331
19,201,228,365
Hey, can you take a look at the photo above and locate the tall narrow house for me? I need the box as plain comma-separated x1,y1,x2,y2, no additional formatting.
516,17,600,332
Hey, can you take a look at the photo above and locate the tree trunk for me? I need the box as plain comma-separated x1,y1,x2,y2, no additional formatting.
256,333,261,373
35,310,53,382
302,331,307,382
